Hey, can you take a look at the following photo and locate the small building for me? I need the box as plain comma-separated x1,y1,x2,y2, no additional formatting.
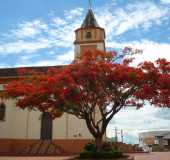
139,131,170,147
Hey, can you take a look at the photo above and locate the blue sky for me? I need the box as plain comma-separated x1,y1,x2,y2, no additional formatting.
1,0,170,143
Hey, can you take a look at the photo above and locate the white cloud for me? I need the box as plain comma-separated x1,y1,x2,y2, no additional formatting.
56,50,74,62
96,1,169,37
0,8,83,55
107,40,170,65
10,20,48,39
0,38,52,54
64,8,84,19
160,0,170,4
52,17,66,26
0,2,169,57
16,49,74,67
112,0,117,5
0,64,9,68
107,105,170,144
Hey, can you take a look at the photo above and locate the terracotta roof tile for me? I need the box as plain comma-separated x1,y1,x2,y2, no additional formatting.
0,65,64,78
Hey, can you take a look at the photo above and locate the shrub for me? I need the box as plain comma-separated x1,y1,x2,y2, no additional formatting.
84,143,96,152
83,142,114,152
80,142,123,159
79,150,123,159
102,142,113,152
152,144,164,152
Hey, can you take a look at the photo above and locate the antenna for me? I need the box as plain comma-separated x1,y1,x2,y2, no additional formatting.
88,0,92,9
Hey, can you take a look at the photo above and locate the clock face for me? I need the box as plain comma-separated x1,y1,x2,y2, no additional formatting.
86,32,92,39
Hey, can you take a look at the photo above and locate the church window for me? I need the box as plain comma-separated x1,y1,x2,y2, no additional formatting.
0,102,6,121
86,32,92,39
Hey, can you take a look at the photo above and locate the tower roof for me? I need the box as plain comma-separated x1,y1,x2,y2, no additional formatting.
81,9,99,28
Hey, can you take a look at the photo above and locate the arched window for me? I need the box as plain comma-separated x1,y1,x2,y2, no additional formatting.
0,102,6,121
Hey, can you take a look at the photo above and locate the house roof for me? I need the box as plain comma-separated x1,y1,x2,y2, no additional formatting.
81,9,99,28
139,131,170,138
163,134,170,139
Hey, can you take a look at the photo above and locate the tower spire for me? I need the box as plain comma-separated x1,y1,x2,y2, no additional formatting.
74,0,105,59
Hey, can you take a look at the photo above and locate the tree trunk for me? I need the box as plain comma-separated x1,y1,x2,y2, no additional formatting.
95,135,103,152
85,119,105,152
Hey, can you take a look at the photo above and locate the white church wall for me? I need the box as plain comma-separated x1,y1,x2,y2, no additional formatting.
74,44,80,58
27,110,41,139
67,114,93,139
97,43,105,51
9,107,28,139
0,98,93,140
80,42,104,51
52,113,93,139
53,113,67,139
0,100,12,138
75,42,105,58
0,99,41,139
0,99,27,138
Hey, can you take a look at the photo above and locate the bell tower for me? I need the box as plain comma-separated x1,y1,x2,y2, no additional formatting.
74,6,106,59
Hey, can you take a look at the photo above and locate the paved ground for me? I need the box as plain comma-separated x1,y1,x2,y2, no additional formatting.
0,156,73,160
0,152,170,160
130,152,170,160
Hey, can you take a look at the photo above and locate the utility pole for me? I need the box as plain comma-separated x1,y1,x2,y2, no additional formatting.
115,127,118,142
121,129,124,143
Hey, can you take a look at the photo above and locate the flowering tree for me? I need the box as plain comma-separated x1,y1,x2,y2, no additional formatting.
5,50,170,151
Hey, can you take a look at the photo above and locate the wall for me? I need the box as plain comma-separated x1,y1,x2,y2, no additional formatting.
0,99,41,139
76,28,105,42
0,99,28,138
143,137,155,145
66,114,92,139
74,27,105,58
0,139,91,155
0,99,93,140
75,42,105,58
0,98,94,155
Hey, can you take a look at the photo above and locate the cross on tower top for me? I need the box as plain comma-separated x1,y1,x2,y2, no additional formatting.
88,0,92,9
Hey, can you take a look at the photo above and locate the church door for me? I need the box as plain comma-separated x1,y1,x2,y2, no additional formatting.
168,139,170,146
41,112,52,140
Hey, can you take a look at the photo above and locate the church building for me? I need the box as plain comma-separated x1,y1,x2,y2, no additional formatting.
0,7,106,155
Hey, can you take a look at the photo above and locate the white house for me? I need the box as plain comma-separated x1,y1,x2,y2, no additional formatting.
139,131,170,147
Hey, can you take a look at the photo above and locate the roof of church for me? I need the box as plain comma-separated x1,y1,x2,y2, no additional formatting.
81,9,99,28
0,66,64,78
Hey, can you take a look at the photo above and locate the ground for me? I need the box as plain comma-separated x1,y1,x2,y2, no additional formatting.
0,156,72,160
130,152,170,160
0,152,170,160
